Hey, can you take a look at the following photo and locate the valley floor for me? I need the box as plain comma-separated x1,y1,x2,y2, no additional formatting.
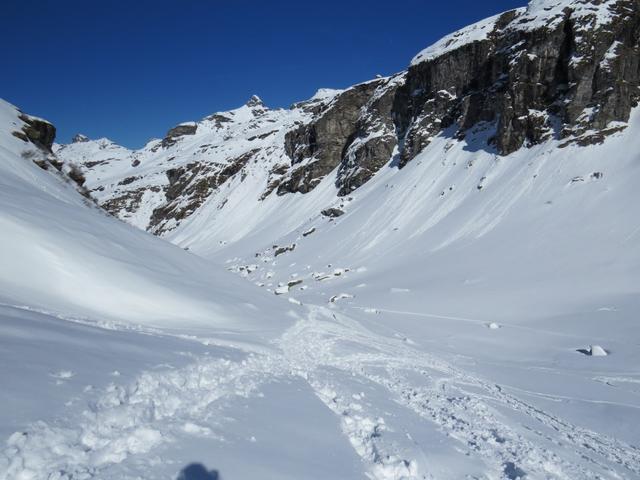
3,289,640,480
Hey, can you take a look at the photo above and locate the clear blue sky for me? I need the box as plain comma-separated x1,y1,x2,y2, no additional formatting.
1,0,525,148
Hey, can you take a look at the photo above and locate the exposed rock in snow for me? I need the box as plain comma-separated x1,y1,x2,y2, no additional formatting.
246,94,265,108
15,112,56,152
162,121,198,147
274,243,296,256
329,293,354,303
321,207,345,218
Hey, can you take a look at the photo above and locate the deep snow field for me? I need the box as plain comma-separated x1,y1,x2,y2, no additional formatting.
2,68,640,480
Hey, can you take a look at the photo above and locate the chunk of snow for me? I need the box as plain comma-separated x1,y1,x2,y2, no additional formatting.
590,345,608,357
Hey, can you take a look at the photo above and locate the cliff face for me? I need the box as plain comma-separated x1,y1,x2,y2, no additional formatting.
272,0,640,191
397,0,640,164
53,0,640,235
280,75,404,196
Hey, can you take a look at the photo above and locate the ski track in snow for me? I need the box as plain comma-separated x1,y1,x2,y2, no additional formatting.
3,305,639,480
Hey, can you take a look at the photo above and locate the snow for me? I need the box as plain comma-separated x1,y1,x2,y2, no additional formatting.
139,102,640,477
590,345,609,357
0,98,293,336
411,0,622,66
411,12,509,65
4,16,640,476
309,88,344,101
522,0,620,31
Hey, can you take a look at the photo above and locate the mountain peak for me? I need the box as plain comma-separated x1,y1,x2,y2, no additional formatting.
246,95,265,108
72,133,90,143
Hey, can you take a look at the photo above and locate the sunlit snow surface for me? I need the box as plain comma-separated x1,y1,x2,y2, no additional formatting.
3,44,640,480
411,0,622,65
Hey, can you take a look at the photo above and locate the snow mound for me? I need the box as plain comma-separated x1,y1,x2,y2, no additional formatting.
590,345,608,357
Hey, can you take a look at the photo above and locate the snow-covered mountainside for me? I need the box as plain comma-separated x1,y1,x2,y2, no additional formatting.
4,0,640,479
56,0,640,241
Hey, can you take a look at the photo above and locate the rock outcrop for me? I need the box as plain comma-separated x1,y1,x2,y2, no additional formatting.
278,76,404,196
16,113,56,152
396,0,640,165
162,122,198,148
279,80,384,195
149,149,259,234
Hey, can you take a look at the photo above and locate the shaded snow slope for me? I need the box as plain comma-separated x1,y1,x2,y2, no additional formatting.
0,98,289,335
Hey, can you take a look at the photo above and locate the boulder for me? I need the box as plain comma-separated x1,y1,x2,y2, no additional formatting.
321,207,345,218
18,113,56,152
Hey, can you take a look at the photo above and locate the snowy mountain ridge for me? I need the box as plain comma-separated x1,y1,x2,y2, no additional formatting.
55,0,640,248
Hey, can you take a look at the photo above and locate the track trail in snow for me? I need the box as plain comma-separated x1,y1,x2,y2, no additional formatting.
3,304,639,480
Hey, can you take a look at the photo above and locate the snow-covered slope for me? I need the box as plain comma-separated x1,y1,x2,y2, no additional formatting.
0,98,289,334
4,0,640,478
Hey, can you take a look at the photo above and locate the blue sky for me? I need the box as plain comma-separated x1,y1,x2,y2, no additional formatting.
1,0,525,148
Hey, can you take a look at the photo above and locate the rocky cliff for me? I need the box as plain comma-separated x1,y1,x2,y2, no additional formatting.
53,0,640,236
397,0,640,165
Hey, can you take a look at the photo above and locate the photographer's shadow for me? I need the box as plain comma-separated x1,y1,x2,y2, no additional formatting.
177,463,219,480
